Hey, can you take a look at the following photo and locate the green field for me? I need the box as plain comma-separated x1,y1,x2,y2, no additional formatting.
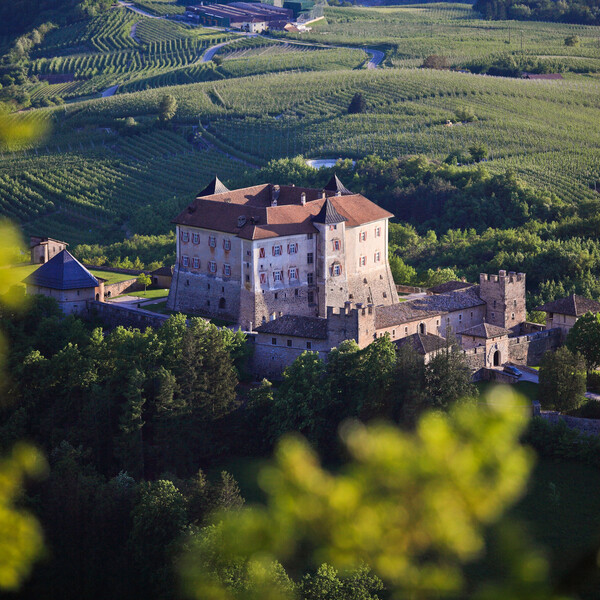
128,288,169,298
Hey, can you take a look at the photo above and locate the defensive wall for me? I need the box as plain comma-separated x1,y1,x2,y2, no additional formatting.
508,328,561,364
86,300,171,329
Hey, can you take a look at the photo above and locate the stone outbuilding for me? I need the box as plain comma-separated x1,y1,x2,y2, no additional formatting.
23,249,105,315
393,332,447,363
151,266,173,289
458,322,511,368
30,236,68,264
536,294,600,340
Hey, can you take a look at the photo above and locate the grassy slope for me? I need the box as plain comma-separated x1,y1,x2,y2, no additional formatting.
10,263,136,285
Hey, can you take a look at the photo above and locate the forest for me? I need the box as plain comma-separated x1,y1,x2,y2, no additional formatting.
473,0,600,24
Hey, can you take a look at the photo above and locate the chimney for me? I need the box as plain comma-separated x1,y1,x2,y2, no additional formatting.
335,191,341,196
301,192,306,206
272,185,280,207
321,190,326,200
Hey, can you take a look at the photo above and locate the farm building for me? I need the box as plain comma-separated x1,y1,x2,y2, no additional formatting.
23,249,105,315
185,2,292,28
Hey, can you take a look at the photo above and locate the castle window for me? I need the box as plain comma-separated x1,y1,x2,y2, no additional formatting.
287,340,292,347
374,251,381,263
359,231,366,242
223,264,231,277
307,233,313,240
246,275,250,282
289,267,298,281
208,261,217,273
332,263,342,276
223,239,231,251
181,231,190,243
375,226,381,237
459,314,462,322
392,329,396,338
295,289,299,297
259,247,266,258
307,273,314,285
307,252,314,264
192,233,199,244
493,300,497,308
260,272,267,284
332,239,341,251
208,236,216,248
182,255,189,267
272,338,277,345
404,326,408,334
359,256,366,267
275,293,278,299
288,243,298,254
491,312,495,318
329,224,337,231
308,291,314,303
512,313,515,320
470,312,473,319
273,245,282,256
273,270,283,282
193,257,200,269
246,250,251,256
306,341,312,349
514,299,517,307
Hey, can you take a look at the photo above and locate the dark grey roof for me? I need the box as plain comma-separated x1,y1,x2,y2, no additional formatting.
458,323,510,339
535,295,600,317
324,174,353,196
254,314,328,339
376,287,485,328
312,198,347,225
428,280,474,295
394,332,447,355
24,250,99,290
198,176,229,197
151,265,173,276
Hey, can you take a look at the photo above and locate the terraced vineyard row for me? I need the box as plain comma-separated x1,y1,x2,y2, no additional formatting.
131,0,186,16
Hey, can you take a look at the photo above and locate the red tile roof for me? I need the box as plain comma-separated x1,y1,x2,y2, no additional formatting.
173,183,394,239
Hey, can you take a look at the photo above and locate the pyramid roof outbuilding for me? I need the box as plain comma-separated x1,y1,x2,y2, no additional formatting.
24,250,99,290
535,294,600,317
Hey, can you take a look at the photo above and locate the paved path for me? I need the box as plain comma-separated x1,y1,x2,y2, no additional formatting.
118,1,163,18
201,38,243,62
366,48,384,68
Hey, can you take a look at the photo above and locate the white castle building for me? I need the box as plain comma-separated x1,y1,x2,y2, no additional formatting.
166,175,399,329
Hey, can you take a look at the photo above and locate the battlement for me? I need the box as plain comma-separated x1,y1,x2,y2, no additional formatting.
480,270,526,284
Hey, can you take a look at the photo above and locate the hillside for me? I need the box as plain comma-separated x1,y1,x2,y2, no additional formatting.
0,2,600,302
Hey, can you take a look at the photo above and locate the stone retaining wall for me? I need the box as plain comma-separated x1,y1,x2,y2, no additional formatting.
508,328,561,365
104,278,141,297
86,300,170,329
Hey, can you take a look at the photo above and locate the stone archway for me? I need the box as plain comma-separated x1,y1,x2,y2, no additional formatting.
493,350,501,367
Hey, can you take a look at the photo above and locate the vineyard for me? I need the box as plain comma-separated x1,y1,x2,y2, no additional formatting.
1,2,600,248
292,4,600,68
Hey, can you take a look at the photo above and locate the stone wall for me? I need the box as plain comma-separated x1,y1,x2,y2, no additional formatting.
104,278,141,297
463,347,486,371
508,328,561,365
86,300,171,329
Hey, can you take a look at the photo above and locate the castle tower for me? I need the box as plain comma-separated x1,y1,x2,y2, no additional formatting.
312,197,349,317
479,270,526,333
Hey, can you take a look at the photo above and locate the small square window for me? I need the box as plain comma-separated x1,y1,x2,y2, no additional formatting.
306,341,312,349
223,239,231,251
307,233,313,240
192,233,199,244
307,273,313,285
209,236,216,248
295,289,299,297
275,293,278,300
307,253,314,264
193,257,199,269
272,338,277,345
287,339,292,347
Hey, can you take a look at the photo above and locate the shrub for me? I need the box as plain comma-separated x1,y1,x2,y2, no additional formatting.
422,55,449,69
565,35,581,47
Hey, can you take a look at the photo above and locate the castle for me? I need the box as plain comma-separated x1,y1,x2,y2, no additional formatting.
250,269,553,379
167,175,398,329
